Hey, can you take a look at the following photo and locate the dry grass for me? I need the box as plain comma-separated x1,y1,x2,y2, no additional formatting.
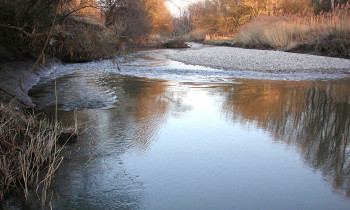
234,3,350,57
0,103,69,207
182,29,207,42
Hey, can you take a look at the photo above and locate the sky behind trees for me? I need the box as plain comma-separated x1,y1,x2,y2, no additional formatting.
166,0,199,16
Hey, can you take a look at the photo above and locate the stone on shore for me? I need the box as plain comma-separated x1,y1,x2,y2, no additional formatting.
169,46,350,74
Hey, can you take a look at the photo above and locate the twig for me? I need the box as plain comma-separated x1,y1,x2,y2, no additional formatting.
2,140,22,151
0,24,30,36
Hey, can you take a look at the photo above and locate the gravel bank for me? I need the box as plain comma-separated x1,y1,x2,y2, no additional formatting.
168,46,350,74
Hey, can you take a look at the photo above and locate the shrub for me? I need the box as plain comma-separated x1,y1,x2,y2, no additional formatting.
182,29,207,42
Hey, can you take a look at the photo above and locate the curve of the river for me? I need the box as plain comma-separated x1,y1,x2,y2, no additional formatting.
26,45,350,209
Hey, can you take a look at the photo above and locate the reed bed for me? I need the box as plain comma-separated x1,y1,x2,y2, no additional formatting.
234,3,350,57
0,103,66,207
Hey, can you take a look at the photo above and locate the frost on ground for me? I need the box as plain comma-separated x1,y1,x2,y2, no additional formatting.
168,46,350,74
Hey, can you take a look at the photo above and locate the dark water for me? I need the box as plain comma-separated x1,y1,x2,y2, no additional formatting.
29,48,350,209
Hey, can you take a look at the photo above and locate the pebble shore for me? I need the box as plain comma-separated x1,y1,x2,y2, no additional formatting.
169,46,350,74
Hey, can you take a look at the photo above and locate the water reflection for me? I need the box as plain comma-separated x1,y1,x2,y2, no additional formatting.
120,77,191,149
30,71,191,209
218,79,350,197
29,63,350,208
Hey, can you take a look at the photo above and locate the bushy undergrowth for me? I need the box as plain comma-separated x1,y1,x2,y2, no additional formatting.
0,16,121,63
51,17,121,62
234,4,350,58
182,29,207,42
0,0,122,63
0,104,65,207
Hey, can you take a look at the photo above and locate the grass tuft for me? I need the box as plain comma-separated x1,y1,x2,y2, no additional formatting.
0,103,70,207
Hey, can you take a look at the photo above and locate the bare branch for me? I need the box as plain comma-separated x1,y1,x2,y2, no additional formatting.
0,24,30,36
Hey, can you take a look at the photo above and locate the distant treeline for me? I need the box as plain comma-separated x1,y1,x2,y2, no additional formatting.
172,0,350,58
173,0,350,35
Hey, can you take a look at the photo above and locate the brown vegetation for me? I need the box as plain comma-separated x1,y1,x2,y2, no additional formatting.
187,0,313,34
143,0,173,34
163,38,189,48
51,18,121,62
234,3,350,58
0,0,115,63
0,104,72,207
182,29,207,42
0,0,174,63
178,0,350,58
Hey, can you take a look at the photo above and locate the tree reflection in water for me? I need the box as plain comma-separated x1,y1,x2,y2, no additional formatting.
30,72,193,209
219,79,350,197
119,77,192,149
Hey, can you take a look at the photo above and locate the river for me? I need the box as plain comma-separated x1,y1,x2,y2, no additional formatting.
29,46,350,209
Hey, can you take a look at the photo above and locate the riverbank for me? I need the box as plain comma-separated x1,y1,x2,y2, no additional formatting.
189,4,350,59
0,60,57,106
0,59,78,208
168,46,350,76
0,31,73,209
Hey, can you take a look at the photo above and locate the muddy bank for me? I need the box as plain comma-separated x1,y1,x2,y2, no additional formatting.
0,60,56,107
0,60,78,209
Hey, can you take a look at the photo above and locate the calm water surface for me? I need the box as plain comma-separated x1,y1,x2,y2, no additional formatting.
29,47,350,209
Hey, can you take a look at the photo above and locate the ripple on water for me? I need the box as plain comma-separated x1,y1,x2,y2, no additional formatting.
26,51,350,209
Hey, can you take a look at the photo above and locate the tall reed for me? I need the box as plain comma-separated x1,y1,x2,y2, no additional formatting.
234,3,350,57
0,103,65,207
